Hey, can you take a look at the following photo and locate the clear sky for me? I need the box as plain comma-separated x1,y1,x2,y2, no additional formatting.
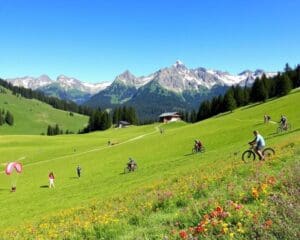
0,0,299,83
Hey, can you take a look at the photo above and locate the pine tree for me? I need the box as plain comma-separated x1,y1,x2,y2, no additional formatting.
296,65,300,87
276,74,292,96
112,108,119,124
197,100,211,121
223,91,237,112
47,125,53,136
5,111,14,125
54,124,60,135
0,111,4,125
251,78,268,102
232,85,244,107
190,110,197,123
242,87,250,106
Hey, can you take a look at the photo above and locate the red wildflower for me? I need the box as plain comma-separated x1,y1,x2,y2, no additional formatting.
195,224,205,233
216,206,223,213
179,230,188,239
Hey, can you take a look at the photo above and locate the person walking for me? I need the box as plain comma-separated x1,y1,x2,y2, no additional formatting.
49,172,55,188
77,165,82,178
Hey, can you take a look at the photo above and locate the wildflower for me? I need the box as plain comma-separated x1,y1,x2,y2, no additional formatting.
216,206,223,213
222,227,229,234
229,232,234,238
263,219,273,229
252,187,259,199
260,183,268,194
179,230,188,239
195,224,205,233
267,176,276,185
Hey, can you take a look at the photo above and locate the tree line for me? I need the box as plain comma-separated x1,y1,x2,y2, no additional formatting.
193,63,300,122
0,109,14,126
79,106,138,133
46,124,75,136
0,78,93,116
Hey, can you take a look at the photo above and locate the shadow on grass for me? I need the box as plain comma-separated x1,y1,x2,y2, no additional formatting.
0,188,7,192
267,128,300,139
69,177,78,179
40,185,49,188
184,153,194,156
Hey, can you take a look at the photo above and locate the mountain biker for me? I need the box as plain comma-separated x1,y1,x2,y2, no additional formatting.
194,139,203,152
279,115,288,130
127,157,137,171
249,130,265,160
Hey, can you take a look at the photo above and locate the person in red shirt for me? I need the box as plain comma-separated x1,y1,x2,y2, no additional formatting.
49,172,55,188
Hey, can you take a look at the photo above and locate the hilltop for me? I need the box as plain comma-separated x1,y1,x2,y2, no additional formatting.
0,86,88,135
0,89,299,239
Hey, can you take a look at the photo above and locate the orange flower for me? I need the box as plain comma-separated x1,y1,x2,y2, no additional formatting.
264,219,273,229
252,187,259,199
216,206,223,213
267,176,276,186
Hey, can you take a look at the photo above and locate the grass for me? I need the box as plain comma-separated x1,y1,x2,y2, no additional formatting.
0,87,88,134
0,89,299,239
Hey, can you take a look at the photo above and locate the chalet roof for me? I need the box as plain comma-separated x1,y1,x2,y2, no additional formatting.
159,112,180,118
119,120,131,125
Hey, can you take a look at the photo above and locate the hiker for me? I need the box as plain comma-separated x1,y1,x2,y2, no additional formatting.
264,114,271,123
77,165,82,178
159,127,164,134
49,172,55,188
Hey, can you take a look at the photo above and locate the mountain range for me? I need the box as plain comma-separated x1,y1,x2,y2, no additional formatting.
5,61,276,119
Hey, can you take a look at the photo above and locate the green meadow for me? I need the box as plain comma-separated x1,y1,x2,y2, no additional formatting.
0,89,299,239
0,87,88,135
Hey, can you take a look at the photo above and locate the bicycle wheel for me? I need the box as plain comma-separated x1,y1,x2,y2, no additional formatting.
192,148,197,154
242,150,256,163
287,123,292,131
124,167,129,174
200,147,205,153
263,147,275,160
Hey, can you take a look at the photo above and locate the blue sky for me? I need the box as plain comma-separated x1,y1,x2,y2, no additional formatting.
0,0,299,83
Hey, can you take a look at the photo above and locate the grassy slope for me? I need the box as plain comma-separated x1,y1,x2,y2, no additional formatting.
0,87,88,135
0,90,299,231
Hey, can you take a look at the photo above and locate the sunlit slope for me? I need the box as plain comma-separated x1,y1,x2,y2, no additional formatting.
0,90,299,228
0,87,88,134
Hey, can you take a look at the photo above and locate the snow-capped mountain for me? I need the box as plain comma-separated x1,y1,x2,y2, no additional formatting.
55,75,110,94
5,61,277,108
6,75,53,90
86,61,277,119
6,75,110,95
105,60,276,93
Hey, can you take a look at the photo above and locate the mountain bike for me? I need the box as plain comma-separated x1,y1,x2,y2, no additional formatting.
124,163,138,174
242,144,275,163
192,145,205,154
277,123,292,133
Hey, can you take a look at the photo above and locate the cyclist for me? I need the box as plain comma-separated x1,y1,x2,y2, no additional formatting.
279,115,288,130
194,139,203,152
127,157,137,172
249,130,265,160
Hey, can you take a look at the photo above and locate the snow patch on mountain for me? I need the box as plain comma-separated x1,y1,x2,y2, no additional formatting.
6,75,112,94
